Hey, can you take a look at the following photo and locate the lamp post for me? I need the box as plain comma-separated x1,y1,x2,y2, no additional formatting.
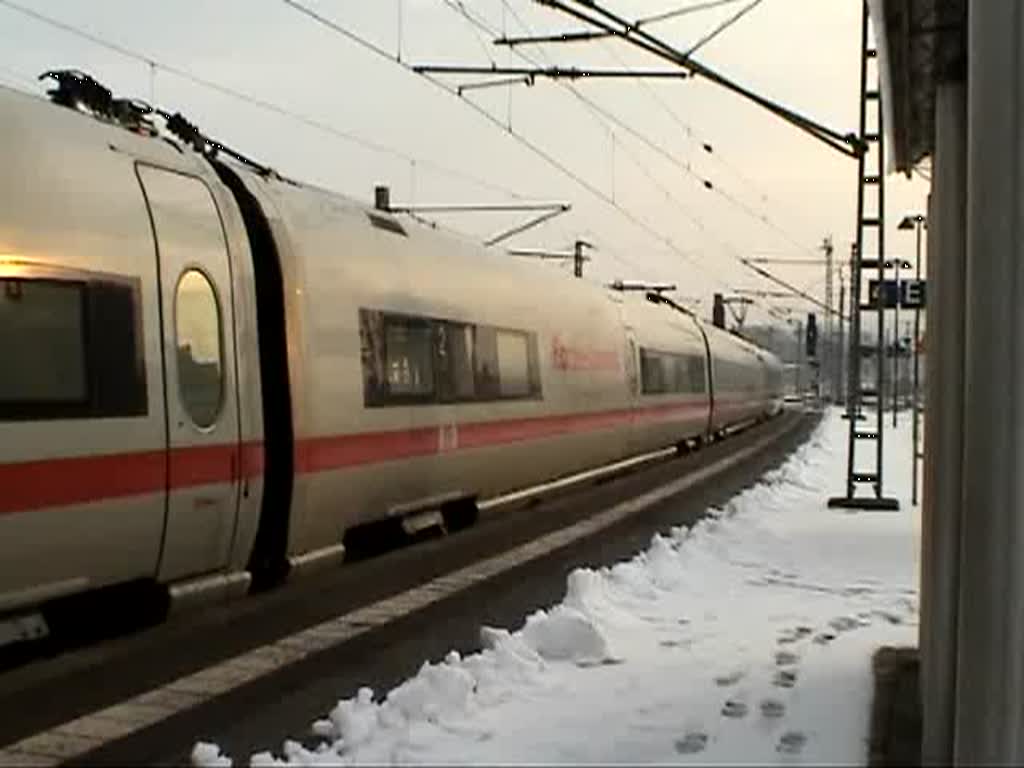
889,258,911,426
899,213,926,505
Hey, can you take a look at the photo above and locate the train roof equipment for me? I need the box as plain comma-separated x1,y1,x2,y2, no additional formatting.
38,68,282,180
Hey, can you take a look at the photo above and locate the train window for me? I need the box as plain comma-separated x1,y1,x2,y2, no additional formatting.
435,321,476,402
717,360,748,392
672,357,690,393
0,279,88,405
474,326,501,399
175,269,223,428
659,356,676,393
639,348,665,394
525,331,541,396
639,347,707,395
0,275,147,421
448,323,476,400
718,360,735,391
496,330,530,397
359,309,388,405
359,308,541,406
625,339,639,396
688,355,706,393
89,280,147,417
385,318,434,397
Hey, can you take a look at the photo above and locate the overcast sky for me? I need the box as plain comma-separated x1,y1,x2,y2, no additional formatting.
0,0,928,328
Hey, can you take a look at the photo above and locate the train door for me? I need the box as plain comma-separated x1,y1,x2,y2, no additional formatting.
137,166,242,582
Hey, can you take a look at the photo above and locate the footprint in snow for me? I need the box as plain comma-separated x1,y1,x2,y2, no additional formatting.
660,639,692,650
829,616,861,633
872,610,904,625
714,669,745,687
721,699,749,718
776,730,807,755
775,649,799,667
777,625,813,645
841,585,876,596
760,698,786,719
773,669,798,689
813,631,837,645
576,657,624,668
674,731,709,754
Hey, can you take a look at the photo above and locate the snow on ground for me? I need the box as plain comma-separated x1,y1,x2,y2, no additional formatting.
195,408,920,766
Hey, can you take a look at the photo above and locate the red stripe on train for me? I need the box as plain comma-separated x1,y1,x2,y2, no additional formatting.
0,398,715,514
295,400,709,470
0,443,269,515
0,450,165,515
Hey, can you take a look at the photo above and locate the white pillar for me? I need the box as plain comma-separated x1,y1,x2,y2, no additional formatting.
919,80,966,766
957,1,1024,762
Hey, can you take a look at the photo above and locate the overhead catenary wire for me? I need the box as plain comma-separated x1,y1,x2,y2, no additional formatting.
536,0,862,158
442,1,799,323
335,0,790,319
0,0,690,310
442,0,497,64
740,259,847,320
495,0,752,43
592,33,811,242
497,0,831,271
281,0,755,303
637,0,751,27
312,0,819,325
441,3,795,321
0,0,538,205
5,0,804,323
593,2,821,223
681,0,763,58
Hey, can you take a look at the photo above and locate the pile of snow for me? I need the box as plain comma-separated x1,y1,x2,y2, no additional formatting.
195,408,920,765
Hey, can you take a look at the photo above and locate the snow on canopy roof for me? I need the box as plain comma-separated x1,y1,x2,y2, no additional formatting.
867,0,964,175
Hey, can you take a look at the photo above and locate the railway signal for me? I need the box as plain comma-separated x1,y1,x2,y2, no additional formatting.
806,313,818,359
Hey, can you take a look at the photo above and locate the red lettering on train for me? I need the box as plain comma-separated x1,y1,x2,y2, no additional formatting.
550,335,621,372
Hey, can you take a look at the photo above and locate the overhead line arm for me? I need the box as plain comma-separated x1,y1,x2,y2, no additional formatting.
534,0,863,158
636,0,750,26
413,64,691,81
495,0,752,46
496,30,614,45
681,0,763,58
486,206,571,246
741,259,848,320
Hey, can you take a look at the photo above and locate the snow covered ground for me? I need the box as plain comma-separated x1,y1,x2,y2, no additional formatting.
194,408,920,766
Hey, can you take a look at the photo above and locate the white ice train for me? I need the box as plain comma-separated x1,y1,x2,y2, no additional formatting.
0,74,783,638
